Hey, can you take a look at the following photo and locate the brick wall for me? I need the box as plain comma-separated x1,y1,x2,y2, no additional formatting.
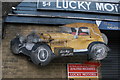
2,23,87,78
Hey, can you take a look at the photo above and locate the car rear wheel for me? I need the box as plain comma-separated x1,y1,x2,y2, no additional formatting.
89,43,108,60
30,44,52,66
102,33,108,44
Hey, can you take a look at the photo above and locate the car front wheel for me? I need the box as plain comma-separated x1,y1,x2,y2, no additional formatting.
10,38,21,54
30,44,52,66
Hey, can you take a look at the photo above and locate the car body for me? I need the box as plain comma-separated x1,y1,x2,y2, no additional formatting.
10,23,109,66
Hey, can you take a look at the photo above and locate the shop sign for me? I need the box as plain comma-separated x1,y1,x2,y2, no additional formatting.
67,63,99,79
37,0,119,14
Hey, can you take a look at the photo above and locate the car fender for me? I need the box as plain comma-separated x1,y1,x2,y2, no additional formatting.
87,41,110,52
32,42,55,56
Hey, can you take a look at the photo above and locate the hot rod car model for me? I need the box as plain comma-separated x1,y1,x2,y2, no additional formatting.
10,23,109,66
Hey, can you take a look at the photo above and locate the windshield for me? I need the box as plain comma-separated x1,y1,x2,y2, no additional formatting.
60,26,72,33
60,26,90,36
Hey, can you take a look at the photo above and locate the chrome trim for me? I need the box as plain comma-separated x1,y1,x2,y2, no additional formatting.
73,49,88,52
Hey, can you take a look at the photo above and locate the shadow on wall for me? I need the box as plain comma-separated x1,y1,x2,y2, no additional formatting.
101,30,120,44
2,2,22,17
2,1,23,39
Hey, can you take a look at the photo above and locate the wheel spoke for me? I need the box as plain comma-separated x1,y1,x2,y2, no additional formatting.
90,44,107,60
38,47,49,62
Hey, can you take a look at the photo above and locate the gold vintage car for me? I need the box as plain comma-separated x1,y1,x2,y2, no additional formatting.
10,23,109,66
